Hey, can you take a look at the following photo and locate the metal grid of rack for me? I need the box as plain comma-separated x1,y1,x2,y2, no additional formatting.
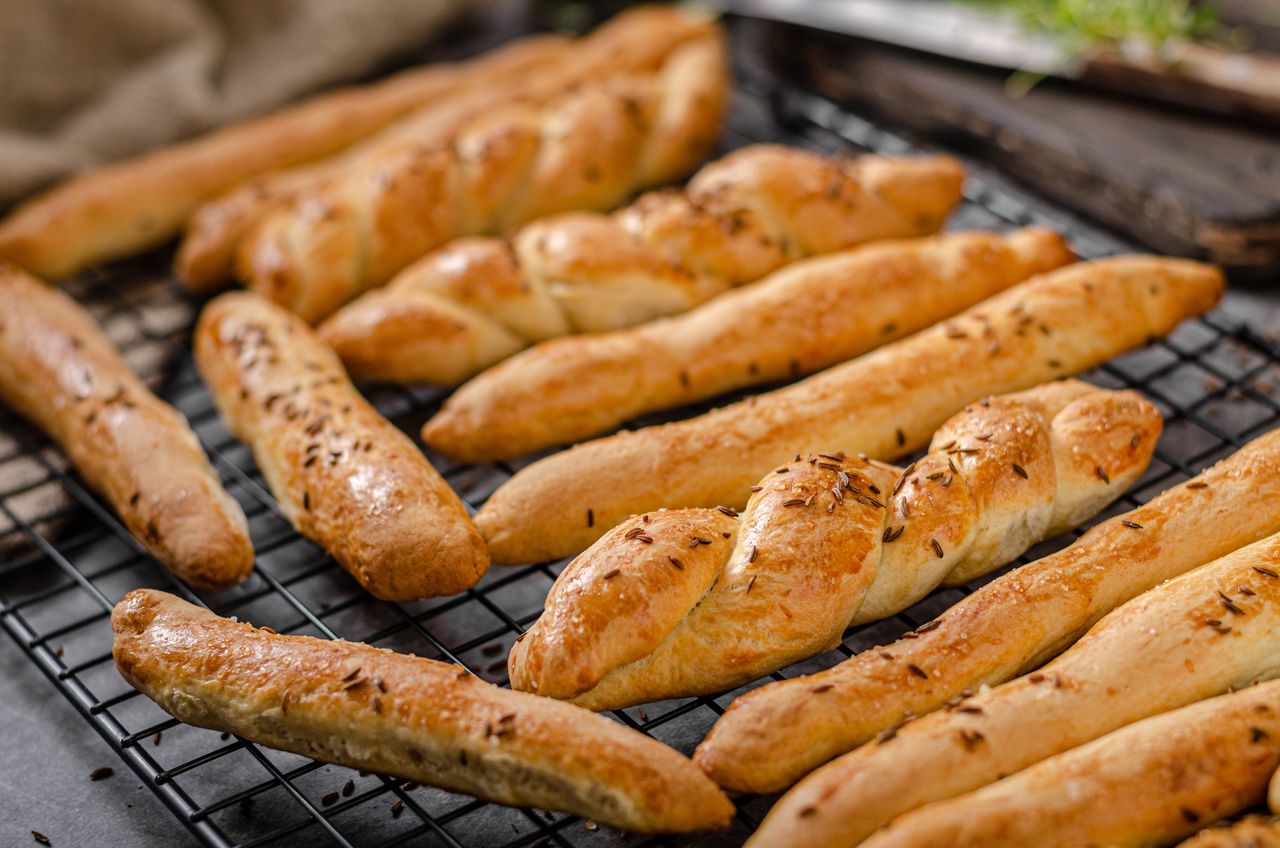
5,26,1280,848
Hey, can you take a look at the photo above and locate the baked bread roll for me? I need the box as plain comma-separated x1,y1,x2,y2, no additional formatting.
177,6,717,292
511,381,1158,710
1177,817,1280,848
752,531,1280,848
425,227,1071,462
477,256,1223,565
230,20,729,323
847,681,1280,848
695,426,1280,795
0,265,251,589
320,147,968,389
112,589,734,834
0,32,571,280
194,292,485,600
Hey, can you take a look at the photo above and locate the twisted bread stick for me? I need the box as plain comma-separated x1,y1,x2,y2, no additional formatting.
424,227,1070,462
194,292,486,600
852,682,1280,848
232,21,728,322
0,266,252,588
0,32,570,281
113,590,734,834
176,6,716,292
319,146,967,387
695,427,1280,795
753,532,1280,847
510,381,1158,710
477,256,1223,565
1178,817,1280,848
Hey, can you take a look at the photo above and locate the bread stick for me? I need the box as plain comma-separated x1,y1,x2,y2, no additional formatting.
850,682,1280,848
695,427,1280,794
1177,817,1280,848
194,292,485,599
477,256,1223,565
178,6,718,293
322,146,968,391
0,265,251,589
112,589,734,834
510,381,1159,710
753,532,1280,847
425,227,1068,462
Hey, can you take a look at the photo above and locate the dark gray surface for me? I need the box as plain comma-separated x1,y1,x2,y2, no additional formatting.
0,634,199,848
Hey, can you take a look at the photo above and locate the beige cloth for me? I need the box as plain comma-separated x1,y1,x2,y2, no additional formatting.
0,0,472,208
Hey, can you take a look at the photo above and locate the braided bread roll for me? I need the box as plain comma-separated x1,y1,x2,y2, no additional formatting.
195,292,486,600
423,227,1071,462
1178,816,1280,848
753,531,1280,848
0,34,571,281
477,256,1223,565
695,427,1280,795
176,6,715,292
508,381,1158,710
231,24,728,323
114,589,734,834
0,266,253,589
851,681,1280,848
318,146,967,387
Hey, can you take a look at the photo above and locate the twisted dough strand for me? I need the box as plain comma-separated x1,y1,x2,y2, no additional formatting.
174,6,716,291
319,145,965,384
509,380,1160,711
236,28,729,323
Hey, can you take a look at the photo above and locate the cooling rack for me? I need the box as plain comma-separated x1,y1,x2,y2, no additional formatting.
4,17,1280,848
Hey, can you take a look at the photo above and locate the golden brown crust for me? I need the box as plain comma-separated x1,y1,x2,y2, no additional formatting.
477,256,1224,565
0,33,571,281
753,532,1280,848
510,381,1159,710
0,265,252,588
224,11,728,323
320,148,968,392
848,682,1280,848
194,292,486,600
112,590,734,834
422,225,1063,463
695,427,1280,795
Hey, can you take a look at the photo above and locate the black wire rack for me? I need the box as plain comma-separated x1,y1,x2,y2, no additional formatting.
5,20,1280,848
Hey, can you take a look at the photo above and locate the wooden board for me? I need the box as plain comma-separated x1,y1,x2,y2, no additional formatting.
743,18,1280,278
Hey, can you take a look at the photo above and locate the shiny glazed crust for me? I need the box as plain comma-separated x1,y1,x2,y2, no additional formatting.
112,590,735,834
852,682,1280,848
423,226,1072,462
228,12,729,322
194,291,486,600
476,256,1224,565
753,532,1280,847
696,427,1280,794
176,6,718,293
0,265,252,588
510,381,1160,710
319,146,968,390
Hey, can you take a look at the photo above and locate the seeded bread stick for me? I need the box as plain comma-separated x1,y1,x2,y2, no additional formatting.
751,531,1280,847
848,682,1280,848
195,292,486,600
0,265,252,589
423,227,1067,462
696,426,1280,795
477,256,1223,565
113,589,735,834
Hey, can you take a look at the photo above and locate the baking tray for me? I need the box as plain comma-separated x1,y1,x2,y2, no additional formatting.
4,17,1280,848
